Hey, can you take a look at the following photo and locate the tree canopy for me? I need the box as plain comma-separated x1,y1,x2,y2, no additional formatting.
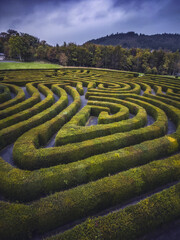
0,30,180,75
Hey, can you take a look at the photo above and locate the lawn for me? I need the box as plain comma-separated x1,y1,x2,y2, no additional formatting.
0,61,61,70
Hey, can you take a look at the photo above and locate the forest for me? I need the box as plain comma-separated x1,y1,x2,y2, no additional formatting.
87,31,180,52
0,29,180,75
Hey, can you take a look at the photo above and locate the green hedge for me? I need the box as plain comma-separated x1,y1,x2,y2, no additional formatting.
88,100,129,124
12,86,81,169
13,98,167,170
55,98,147,146
0,84,11,103
0,83,42,129
89,82,131,92
0,84,55,149
13,91,179,171
136,82,151,95
144,87,180,102
58,104,110,127
0,134,177,202
0,156,179,240
46,182,180,240
0,84,25,111
85,82,140,99
0,83,40,120
0,84,66,129
76,82,84,95
87,81,96,89
143,90,180,108
125,94,180,140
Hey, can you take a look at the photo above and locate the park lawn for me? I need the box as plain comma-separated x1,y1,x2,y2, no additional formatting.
0,61,61,70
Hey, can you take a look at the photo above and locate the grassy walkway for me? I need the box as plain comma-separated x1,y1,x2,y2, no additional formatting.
0,61,61,70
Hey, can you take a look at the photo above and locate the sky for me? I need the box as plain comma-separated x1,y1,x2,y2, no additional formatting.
0,0,179,45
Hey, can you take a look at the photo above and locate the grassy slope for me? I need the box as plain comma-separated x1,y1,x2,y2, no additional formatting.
0,62,61,70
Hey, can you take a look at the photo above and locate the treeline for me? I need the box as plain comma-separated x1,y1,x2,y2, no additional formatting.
87,31,180,52
0,30,180,75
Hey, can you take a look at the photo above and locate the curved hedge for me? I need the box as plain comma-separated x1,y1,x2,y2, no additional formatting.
55,98,147,146
0,84,25,111
0,155,179,240
0,68,180,240
0,84,11,103
0,83,42,129
46,182,180,240
0,83,40,120
13,99,167,170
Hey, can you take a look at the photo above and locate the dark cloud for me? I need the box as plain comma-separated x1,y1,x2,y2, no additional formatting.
0,0,179,45
158,0,180,19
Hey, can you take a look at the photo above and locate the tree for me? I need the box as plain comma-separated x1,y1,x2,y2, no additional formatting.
1,29,179,75
152,67,158,74
7,29,19,37
66,43,78,66
9,35,29,61
35,45,47,60
59,52,68,66
0,39,3,52
92,46,102,67
47,47,58,63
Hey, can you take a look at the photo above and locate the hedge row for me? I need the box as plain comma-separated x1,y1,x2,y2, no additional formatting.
13,86,81,169
12,98,167,169
55,98,147,146
125,94,180,135
0,84,25,111
107,91,180,133
58,100,129,132
108,82,131,90
0,156,180,240
147,86,180,102
90,101,130,124
87,81,96,89
134,78,180,99
76,82,84,95
167,88,180,98
85,82,140,98
0,131,177,202
30,98,167,166
1,69,61,84
153,85,165,95
138,89,180,109
96,81,120,89
86,83,140,98
96,83,131,92
136,82,151,95
0,84,56,149
46,182,180,240
0,83,40,120
0,83,42,129
0,84,11,103
58,104,110,127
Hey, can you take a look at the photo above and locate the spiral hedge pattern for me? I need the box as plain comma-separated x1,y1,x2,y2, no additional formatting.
0,68,180,240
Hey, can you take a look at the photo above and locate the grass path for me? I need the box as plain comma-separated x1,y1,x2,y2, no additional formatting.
0,61,61,70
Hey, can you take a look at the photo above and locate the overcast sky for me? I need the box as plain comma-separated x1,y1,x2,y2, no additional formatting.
0,0,179,45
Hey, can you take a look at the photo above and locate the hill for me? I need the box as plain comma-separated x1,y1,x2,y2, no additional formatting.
87,32,180,51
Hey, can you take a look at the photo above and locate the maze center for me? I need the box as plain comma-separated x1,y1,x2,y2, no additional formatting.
0,68,180,240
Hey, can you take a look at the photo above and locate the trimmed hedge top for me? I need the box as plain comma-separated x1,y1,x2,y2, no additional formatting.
0,68,180,240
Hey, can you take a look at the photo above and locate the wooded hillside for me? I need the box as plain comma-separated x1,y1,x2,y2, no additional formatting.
87,32,180,52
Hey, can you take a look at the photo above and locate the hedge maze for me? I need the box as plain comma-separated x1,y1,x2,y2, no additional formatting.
0,68,180,240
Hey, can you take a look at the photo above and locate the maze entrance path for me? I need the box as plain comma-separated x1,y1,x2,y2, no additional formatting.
0,68,180,240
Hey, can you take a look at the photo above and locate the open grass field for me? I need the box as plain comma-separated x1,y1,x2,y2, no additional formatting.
0,61,61,70
0,67,180,240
